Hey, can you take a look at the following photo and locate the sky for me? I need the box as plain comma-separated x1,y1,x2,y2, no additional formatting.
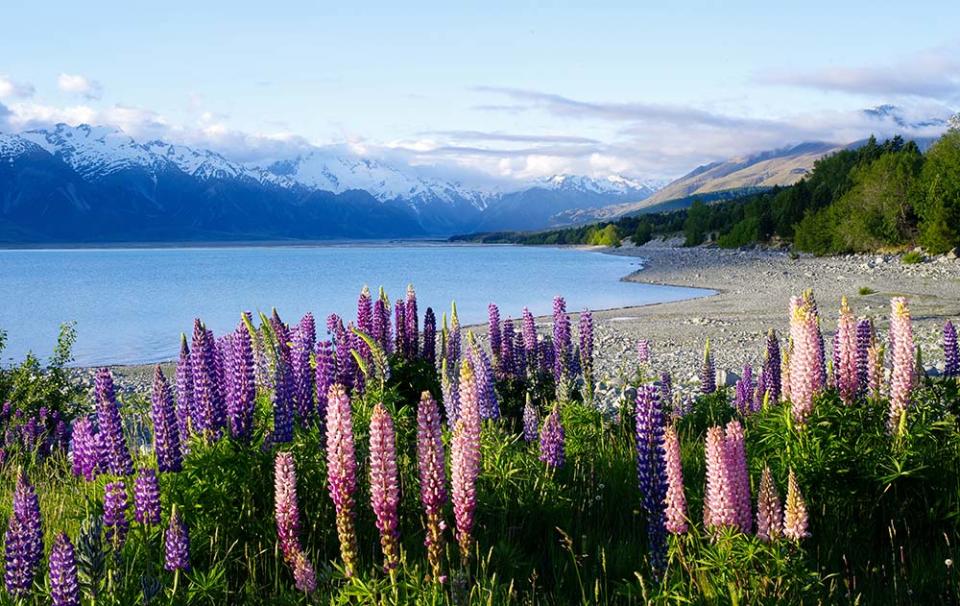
1,1,958,184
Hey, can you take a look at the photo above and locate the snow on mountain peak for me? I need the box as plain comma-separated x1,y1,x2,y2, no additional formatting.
541,173,661,195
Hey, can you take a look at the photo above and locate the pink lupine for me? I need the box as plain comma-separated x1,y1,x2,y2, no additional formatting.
789,293,823,424
724,420,752,533
836,297,859,404
703,426,736,531
661,425,688,534
417,392,447,581
887,297,915,435
783,469,810,541
325,384,358,577
755,465,782,542
451,360,481,565
273,451,317,592
369,403,401,571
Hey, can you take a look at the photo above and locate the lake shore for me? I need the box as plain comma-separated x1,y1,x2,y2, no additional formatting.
71,240,960,403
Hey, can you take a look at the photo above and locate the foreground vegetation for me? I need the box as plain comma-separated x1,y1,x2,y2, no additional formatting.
458,119,960,256
1,288,959,604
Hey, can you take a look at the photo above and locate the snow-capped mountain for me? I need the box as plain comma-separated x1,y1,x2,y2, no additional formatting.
0,123,663,242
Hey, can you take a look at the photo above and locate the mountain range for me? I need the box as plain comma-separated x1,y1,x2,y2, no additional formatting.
0,124,659,243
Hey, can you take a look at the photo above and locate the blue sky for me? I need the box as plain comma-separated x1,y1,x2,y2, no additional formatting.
1,1,957,182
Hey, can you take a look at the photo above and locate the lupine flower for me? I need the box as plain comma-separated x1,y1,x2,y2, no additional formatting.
789,294,823,424
134,469,161,526
326,384,358,577
780,342,792,403
759,330,781,403
314,340,335,428
451,360,482,564
164,507,190,572
488,303,502,369
469,341,500,420
513,331,527,375
49,532,79,606
704,426,736,530
95,368,134,476
291,314,316,425
522,307,538,367
441,358,460,427
218,334,236,416
416,392,447,582
888,298,915,435
700,340,716,394
330,315,355,392
394,298,407,357
635,385,667,573
70,417,101,481
539,406,565,468
944,320,958,378
357,286,373,350
783,469,810,541
500,318,516,379
227,323,256,442
856,319,873,393
374,291,392,353
423,307,437,366
191,320,225,437
151,366,182,472
274,451,317,591
272,322,295,444
836,297,859,403
579,311,594,400
637,339,651,365
369,403,401,570
406,285,420,358
291,550,318,593
522,397,539,442
734,366,753,414
4,473,42,597
448,305,462,370
867,341,885,400
175,335,194,444
103,481,129,550
538,336,555,378
662,424,688,534
552,296,571,382
755,465,783,542
724,420,752,532
659,372,673,410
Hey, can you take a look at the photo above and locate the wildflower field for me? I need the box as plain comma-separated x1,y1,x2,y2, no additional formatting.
1,286,959,605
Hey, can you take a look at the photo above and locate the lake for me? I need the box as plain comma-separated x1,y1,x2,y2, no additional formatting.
0,244,708,366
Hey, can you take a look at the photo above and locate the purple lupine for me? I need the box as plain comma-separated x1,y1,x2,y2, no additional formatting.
357,286,373,343
734,366,753,414
394,298,407,357
348,327,366,395
764,329,781,403
291,313,316,426
274,452,317,591
552,296,572,382
314,340,335,427
451,360,482,565
228,323,256,442
406,285,420,358
538,336,555,378
637,339,651,365
513,332,527,377
488,303,502,370
725,420,752,533
447,306,462,370
164,507,190,572
331,316,355,392
372,298,390,353
500,317,516,379
369,403,401,571
95,368,133,476
522,307,538,368
470,342,500,420
944,320,958,378
49,532,79,606
539,406,565,468
191,320,225,437
175,335,194,447
856,319,873,393
70,417,101,481
579,311,595,399
326,384,359,577
103,481,129,550
218,334,236,413
134,468,161,525
422,307,437,366
754,368,769,411
417,392,447,582
635,384,667,573
659,372,673,410
3,473,42,597
523,398,539,442
272,321,295,444
151,366,182,472
700,340,716,394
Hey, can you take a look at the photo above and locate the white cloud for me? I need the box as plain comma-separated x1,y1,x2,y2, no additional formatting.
0,76,35,99
57,73,103,100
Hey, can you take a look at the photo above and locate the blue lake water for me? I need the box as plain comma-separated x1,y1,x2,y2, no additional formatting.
0,244,709,366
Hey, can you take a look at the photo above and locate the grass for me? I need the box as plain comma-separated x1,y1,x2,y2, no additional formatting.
902,251,925,264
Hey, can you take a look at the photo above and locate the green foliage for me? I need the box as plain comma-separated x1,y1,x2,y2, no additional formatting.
916,130,960,253
902,250,925,264
858,286,877,296
683,200,710,246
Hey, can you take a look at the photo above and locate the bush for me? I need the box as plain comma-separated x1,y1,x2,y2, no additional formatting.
902,250,925,264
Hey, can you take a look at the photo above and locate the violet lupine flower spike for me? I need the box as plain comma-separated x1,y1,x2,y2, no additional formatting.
943,320,958,379
522,307,538,370
888,297,915,435
469,339,500,420
448,304,462,370
634,385,667,574
500,318,516,379
755,465,783,542
552,296,571,383
783,469,810,541
734,366,753,414
70,417,101,481
488,303,502,370
4,472,43,597
764,329,781,403
134,468,161,526
662,424,688,534
856,319,873,393
191,320,225,438
394,298,407,357
417,392,448,582
422,307,437,366
95,368,134,476
291,313,316,426
836,297,859,404
579,311,594,402
406,285,419,358
164,505,190,572
522,396,539,443
228,322,256,442
274,452,317,592
700,340,716,395
271,321,295,444
103,480,129,551
539,405,565,468
314,340,335,428
49,532,79,606
369,403,401,571
637,339,651,366
151,366,182,472
451,360,482,565
789,294,823,424
325,384,359,577
175,334,194,445
357,286,373,350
